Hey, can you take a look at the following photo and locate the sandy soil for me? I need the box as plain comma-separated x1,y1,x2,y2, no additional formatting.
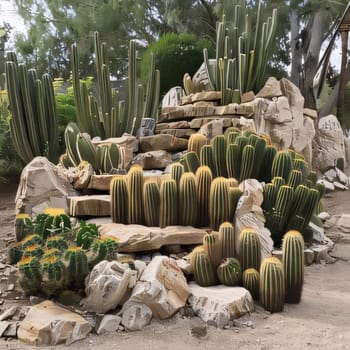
0,183,349,350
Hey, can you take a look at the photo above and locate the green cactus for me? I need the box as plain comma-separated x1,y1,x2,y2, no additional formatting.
301,188,320,233
293,158,309,182
87,237,119,269
191,246,217,287
76,133,99,172
159,179,178,228
42,248,62,259
271,176,285,191
46,235,69,251
272,185,294,233
76,221,99,249
64,122,81,167
127,165,144,225
242,268,260,300
287,169,303,190
184,151,200,174
203,231,222,270
22,244,44,259
282,230,304,304
143,181,160,227
262,183,277,214
97,143,120,174
217,257,242,286
196,166,213,228
225,127,240,142
15,214,33,242
21,234,44,249
228,187,242,222
226,143,240,179
179,173,198,226
271,150,293,182
200,144,216,178
8,242,23,264
209,177,230,231
239,144,255,182
248,134,266,178
219,222,235,259
40,255,66,297
170,163,184,189
259,256,285,313
239,228,261,272
188,134,207,158
258,145,277,182
306,171,318,185
18,256,42,295
63,247,89,289
110,176,128,224
211,135,228,178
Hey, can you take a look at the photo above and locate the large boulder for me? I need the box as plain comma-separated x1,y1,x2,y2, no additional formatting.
15,157,78,216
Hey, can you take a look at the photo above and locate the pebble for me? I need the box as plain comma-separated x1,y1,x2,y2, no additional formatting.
6,284,14,291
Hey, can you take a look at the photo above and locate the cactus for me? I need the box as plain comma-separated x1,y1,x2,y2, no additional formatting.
18,256,42,295
41,255,66,297
188,134,207,158
76,133,99,172
287,169,303,190
293,158,309,181
242,268,260,300
203,232,222,270
301,188,320,233
196,166,212,228
21,234,44,249
127,165,144,224
170,163,184,189
307,171,318,185
191,246,217,287
248,134,266,178
239,228,261,272
259,256,285,313
219,222,235,259
282,230,304,304
239,145,255,182
63,247,89,289
159,179,178,228
209,177,230,231
217,257,242,286
200,145,216,178
87,237,119,269
97,143,120,173
184,151,200,173
143,182,160,227
179,173,198,226
42,248,62,259
211,135,227,178
110,176,128,224
8,242,23,264
64,122,81,166
15,213,33,242
76,221,99,249
271,176,285,191
226,143,240,179
271,150,293,182
22,244,44,259
46,235,69,251
228,187,242,222
262,183,277,214
258,145,277,182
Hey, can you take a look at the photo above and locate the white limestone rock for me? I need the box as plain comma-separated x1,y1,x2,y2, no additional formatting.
121,303,153,331
188,283,254,329
17,300,91,346
83,260,133,313
96,315,121,335
132,150,173,170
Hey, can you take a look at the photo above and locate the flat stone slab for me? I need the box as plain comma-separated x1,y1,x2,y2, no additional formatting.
188,283,254,328
69,195,110,217
99,224,208,252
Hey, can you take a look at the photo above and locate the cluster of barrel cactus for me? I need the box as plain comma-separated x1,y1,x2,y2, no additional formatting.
262,150,324,245
191,226,305,313
110,164,242,230
184,129,275,183
59,122,123,173
10,208,119,296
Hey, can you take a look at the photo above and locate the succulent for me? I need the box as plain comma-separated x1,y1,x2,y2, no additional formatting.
15,213,33,242
22,244,44,259
76,221,99,249
191,246,217,287
203,232,222,270
219,222,235,259
87,237,118,269
127,165,144,224
8,242,23,265
226,143,240,179
143,181,160,227
179,172,198,226
188,134,207,158
21,234,44,249
40,255,66,297
211,135,227,178
196,166,213,228
271,150,293,182
217,257,241,286
239,228,261,272
110,176,128,224
18,256,42,295
258,145,277,182
259,256,285,313
159,179,178,228
287,169,303,190
46,235,69,251
63,247,89,289
200,145,216,178
282,230,304,304
170,162,184,189
239,145,255,182
184,151,200,173
97,143,120,174
228,187,243,221
242,268,260,300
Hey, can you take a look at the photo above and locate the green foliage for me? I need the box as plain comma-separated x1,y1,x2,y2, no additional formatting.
76,221,99,250
141,33,213,96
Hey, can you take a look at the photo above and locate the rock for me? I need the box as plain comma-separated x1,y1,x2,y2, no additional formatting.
303,108,318,119
324,168,337,182
162,87,186,108
175,259,192,274
189,117,232,129
335,167,349,184
264,96,293,124
235,179,274,259
188,283,254,328
132,150,173,170
83,261,133,313
72,162,94,190
3,322,17,337
121,256,190,320
0,306,17,321
94,135,139,153
96,315,121,335
318,212,331,221
99,224,208,253
121,303,153,331
330,244,350,260
0,321,9,336
241,91,255,103
198,119,224,139
17,300,91,346
15,157,78,216
191,91,221,102
136,118,156,137
311,245,331,263
158,128,195,139
335,214,350,233
317,179,335,192
309,222,328,243
304,249,315,266
313,115,345,171
334,181,348,190
69,195,110,217
270,123,293,149
256,77,283,98
139,135,188,152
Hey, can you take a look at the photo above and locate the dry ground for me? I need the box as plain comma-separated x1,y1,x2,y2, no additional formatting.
0,183,349,350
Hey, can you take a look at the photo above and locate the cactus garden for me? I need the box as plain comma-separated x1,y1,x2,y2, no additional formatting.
1,0,350,348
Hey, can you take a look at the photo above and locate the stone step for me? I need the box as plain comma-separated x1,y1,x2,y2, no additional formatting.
69,195,110,217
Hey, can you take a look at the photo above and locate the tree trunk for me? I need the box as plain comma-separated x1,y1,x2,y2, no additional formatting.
290,8,301,87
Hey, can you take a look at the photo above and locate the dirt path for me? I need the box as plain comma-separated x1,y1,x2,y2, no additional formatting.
0,184,349,350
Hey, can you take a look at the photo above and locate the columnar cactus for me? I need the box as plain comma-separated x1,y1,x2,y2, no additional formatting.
188,133,207,158
282,230,304,303
217,257,242,286
211,135,227,177
249,135,266,178
228,187,243,221
184,151,200,173
219,222,235,259
202,232,222,270
196,166,212,228
271,150,293,182
226,143,240,179
159,179,178,228
209,177,230,231
287,169,303,190
143,181,160,227
239,228,261,272
179,173,198,226
259,256,285,313
127,165,144,224
258,145,277,182
110,176,128,224
15,214,33,242
170,162,184,188
200,145,216,178
242,268,260,300
239,144,255,182
191,246,217,287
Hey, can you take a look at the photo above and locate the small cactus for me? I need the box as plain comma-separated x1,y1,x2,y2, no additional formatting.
188,133,207,158
179,172,198,226
217,257,241,286
22,244,44,259
219,222,235,259
46,235,69,251
8,242,23,264
41,255,66,297
18,256,42,295
170,162,184,188
184,151,200,173
203,232,222,270
191,246,217,287
63,247,89,289
15,213,33,242
76,221,99,249
242,268,260,300
196,166,212,228
159,179,178,228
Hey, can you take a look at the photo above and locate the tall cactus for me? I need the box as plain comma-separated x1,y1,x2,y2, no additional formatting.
159,179,178,228
5,53,59,163
239,145,255,182
259,256,285,313
203,232,222,270
271,150,293,182
171,162,184,189
179,173,198,226
191,246,217,287
127,165,144,224
282,230,304,304
143,182,160,227
211,135,227,178
110,176,128,224
184,151,200,173
196,166,212,228
188,134,207,158
239,228,261,272
200,145,216,178
219,222,235,259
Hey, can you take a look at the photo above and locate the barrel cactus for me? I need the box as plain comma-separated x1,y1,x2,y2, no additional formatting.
179,172,198,226
18,256,42,295
219,222,235,259
188,133,207,158
110,176,128,224
46,235,69,251
217,257,241,286
239,228,261,272
41,255,66,297
271,150,293,182
170,162,184,188
191,246,217,287
200,145,216,178
203,232,222,270
159,179,178,228
63,247,89,289
15,213,33,242
242,268,260,300
22,244,44,259
196,166,212,228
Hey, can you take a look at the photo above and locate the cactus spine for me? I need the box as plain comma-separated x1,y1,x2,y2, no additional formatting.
159,179,178,228
239,228,261,271
110,176,128,224
63,247,89,289
191,246,217,287
217,258,242,286
127,165,144,224
179,173,198,226
259,256,285,313
143,182,160,227
219,222,235,259
196,166,212,228
282,230,304,303
242,268,260,300
41,255,65,297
